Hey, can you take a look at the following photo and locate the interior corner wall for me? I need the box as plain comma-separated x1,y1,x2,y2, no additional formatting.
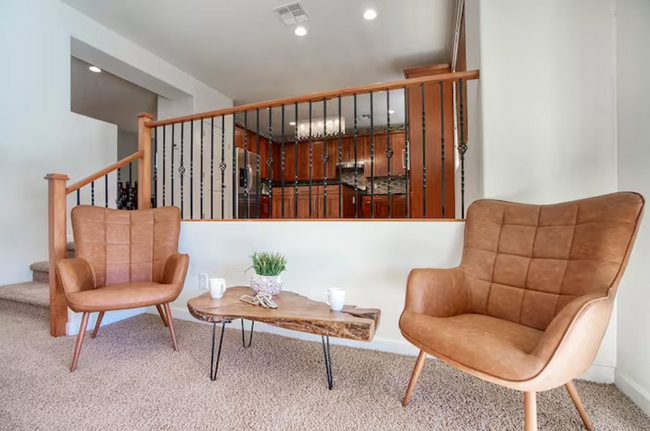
615,0,650,416
467,0,619,382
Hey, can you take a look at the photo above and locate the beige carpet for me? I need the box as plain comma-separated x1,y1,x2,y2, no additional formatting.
1,301,649,431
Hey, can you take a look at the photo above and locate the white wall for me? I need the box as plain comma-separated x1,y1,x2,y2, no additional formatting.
468,0,619,382
615,0,650,416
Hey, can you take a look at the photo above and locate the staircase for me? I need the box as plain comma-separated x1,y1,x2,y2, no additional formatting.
0,242,75,308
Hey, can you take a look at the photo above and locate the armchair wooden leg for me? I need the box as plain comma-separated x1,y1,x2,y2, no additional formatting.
71,312,90,372
524,391,537,431
163,303,178,351
566,381,594,431
402,350,428,406
156,304,169,327
91,311,105,339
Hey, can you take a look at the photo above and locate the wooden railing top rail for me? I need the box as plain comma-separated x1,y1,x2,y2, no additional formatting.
66,151,143,195
147,70,480,128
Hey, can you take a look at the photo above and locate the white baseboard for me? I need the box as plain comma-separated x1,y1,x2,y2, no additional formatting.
66,308,146,336
146,305,614,383
615,371,650,416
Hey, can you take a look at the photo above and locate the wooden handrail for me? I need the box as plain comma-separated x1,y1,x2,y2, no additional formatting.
147,70,480,128
66,151,143,195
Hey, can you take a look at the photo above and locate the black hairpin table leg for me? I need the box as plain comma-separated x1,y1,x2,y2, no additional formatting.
210,322,226,381
241,319,254,348
321,335,334,390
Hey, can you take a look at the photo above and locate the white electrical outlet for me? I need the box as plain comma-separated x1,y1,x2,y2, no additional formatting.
198,273,209,290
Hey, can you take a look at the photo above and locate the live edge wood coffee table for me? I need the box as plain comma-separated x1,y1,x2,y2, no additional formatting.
187,286,381,389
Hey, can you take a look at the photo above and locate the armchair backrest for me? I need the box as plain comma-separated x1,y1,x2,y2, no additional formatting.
460,192,644,331
71,206,181,287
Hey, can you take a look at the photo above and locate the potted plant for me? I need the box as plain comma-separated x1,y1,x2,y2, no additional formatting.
249,252,287,296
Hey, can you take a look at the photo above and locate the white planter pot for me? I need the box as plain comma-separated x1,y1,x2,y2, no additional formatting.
250,274,283,296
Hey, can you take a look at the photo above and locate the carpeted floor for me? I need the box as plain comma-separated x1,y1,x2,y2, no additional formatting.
1,300,649,431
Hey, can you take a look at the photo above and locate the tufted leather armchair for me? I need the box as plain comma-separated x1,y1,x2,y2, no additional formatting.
56,206,189,372
400,193,644,431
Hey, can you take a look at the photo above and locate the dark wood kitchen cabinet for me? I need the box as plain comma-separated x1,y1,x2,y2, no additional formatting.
360,194,407,218
271,185,355,218
364,132,406,178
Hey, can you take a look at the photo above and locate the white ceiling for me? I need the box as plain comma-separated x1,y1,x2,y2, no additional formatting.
61,0,455,105
71,57,157,134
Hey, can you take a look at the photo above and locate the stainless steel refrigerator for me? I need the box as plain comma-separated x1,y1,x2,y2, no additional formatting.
235,147,260,218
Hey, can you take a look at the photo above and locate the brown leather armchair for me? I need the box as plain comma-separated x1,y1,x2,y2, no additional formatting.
400,193,644,431
56,206,189,372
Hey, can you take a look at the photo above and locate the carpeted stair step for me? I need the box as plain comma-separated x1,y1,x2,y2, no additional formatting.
29,242,75,283
0,282,49,308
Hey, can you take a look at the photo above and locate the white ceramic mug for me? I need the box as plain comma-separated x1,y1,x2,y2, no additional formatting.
209,278,227,299
322,288,346,312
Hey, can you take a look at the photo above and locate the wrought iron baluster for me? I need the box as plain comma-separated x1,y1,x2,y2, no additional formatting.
171,124,175,207
370,91,375,218
220,116,226,219
440,81,445,218
91,181,95,205
244,111,248,220
308,101,312,218
162,126,166,206
105,174,108,208
281,105,285,218
232,116,236,219
268,108,273,218
386,89,393,218
256,108,261,218
180,122,185,218
210,117,215,219
129,162,134,210
153,126,158,208
200,119,204,218
353,93,358,218
337,96,342,218
190,120,194,219
76,189,80,206
322,99,328,218
458,79,467,219
117,167,121,208
294,102,299,218
421,84,426,218
404,86,410,218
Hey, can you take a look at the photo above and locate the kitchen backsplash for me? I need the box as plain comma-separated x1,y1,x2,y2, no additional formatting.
260,170,406,195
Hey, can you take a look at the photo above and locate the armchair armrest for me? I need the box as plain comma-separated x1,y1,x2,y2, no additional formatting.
56,257,95,295
404,267,470,317
162,253,190,286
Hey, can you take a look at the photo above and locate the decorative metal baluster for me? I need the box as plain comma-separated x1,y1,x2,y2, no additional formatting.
458,79,468,219
162,126,166,206
440,81,445,218
421,84,427,218
353,94,359,218
117,167,121,208
190,121,195,219
220,116,226,219
370,91,375,218
404,86,410,218
105,174,109,208
153,126,158,208
200,119,204,218
322,99,328,218
76,189,80,206
281,105,285,218
337,96,342,218
244,111,248,220
267,108,273,218
180,122,185,218
91,181,95,205
129,162,133,209
210,117,215,219
386,89,393,218
294,102,299,218
232,116,236,219
308,101,312,218
171,124,175,207
256,108,261,218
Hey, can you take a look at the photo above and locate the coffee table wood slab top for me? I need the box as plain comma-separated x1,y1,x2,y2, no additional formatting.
187,287,381,342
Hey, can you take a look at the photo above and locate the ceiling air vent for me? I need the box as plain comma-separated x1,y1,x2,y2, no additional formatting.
273,2,310,26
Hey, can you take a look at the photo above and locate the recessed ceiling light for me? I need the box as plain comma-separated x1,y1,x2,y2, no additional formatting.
89,66,101,73
363,9,378,20
295,26,307,36
388,110,395,114
289,122,296,126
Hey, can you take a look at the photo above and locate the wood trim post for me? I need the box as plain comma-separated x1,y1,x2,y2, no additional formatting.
138,112,154,210
45,173,69,337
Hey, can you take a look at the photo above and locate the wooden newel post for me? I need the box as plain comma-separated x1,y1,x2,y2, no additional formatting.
45,173,69,337
138,112,154,210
